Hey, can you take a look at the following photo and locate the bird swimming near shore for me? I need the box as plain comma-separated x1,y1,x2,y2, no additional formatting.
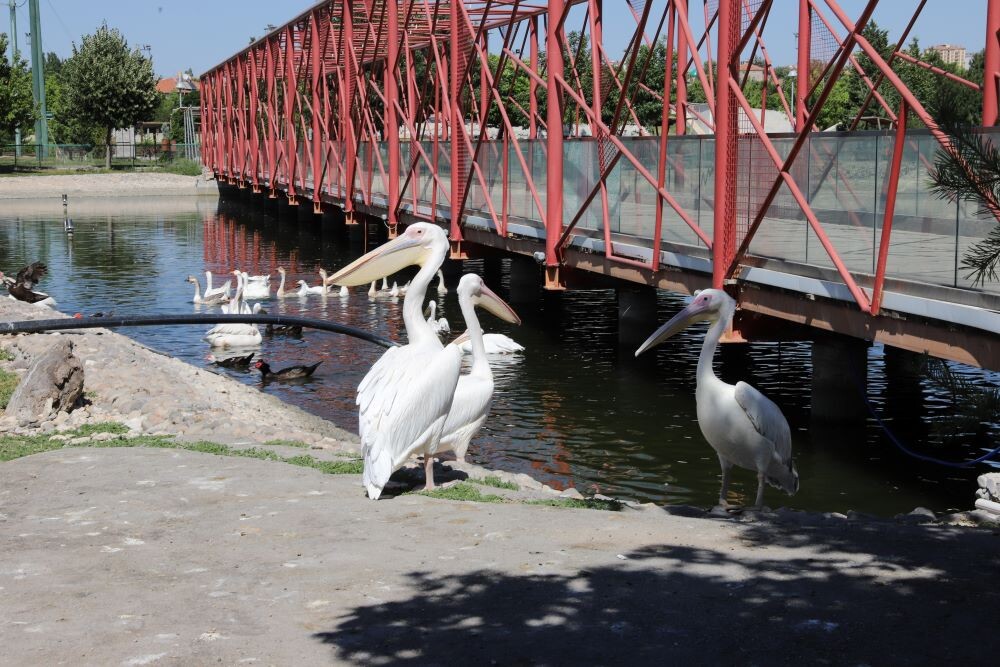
203,271,231,300
454,332,524,355
635,289,799,509
254,359,322,381
438,274,521,462
6,261,56,307
329,222,460,499
187,275,229,305
212,353,254,368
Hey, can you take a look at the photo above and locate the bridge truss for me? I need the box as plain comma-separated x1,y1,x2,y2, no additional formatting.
200,0,1000,326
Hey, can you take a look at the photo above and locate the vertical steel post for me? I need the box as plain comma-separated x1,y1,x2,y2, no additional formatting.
985,0,1000,125
529,16,539,140
386,0,400,236
545,0,565,288
449,0,465,249
712,0,738,288
310,12,323,213
28,0,47,156
284,25,298,202
343,2,357,221
871,99,908,315
797,0,811,130
676,0,687,135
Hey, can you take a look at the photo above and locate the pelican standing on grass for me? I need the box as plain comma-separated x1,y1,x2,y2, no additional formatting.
438,274,520,462
635,289,799,509
329,223,460,499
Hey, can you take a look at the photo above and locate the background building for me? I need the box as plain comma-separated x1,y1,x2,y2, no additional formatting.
929,44,967,67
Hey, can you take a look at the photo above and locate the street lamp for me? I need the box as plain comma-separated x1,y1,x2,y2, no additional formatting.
786,67,797,128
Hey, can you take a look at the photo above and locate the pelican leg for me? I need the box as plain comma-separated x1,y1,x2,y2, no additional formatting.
752,472,766,509
423,456,436,491
718,457,734,508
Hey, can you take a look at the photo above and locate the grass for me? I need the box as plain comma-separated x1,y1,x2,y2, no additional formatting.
0,368,18,410
155,159,202,176
0,160,202,177
263,438,310,449
471,475,519,491
420,482,506,503
0,348,14,361
0,422,363,477
526,498,623,511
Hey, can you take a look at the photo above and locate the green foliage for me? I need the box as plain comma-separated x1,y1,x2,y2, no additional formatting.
0,348,13,361
928,123,1000,283
60,24,158,167
0,367,18,410
473,475,519,490
525,497,623,511
0,33,37,140
156,158,202,176
263,438,310,448
420,482,506,503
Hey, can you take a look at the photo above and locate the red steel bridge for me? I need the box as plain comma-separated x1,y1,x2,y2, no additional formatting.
200,0,999,370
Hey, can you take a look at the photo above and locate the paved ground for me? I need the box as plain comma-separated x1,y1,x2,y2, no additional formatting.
2,446,999,666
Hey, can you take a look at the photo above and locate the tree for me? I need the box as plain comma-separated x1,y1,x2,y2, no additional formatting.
0,33,37,144
60,24,158,167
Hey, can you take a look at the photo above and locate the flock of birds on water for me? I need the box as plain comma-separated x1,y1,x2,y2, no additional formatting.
3,228,800,508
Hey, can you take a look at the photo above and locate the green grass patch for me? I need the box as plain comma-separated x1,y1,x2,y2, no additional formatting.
525,497,623,511
471,475,519,491
263,439,310,449
420,482,506,504
0,348,14,361
0,368,19,410
0,422,363,476
154,159,202,176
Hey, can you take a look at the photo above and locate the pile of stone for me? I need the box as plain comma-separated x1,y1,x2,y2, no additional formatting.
976,473,1000,517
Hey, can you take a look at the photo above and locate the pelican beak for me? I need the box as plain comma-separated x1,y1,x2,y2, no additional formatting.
329,234,426,287
634,299,712,357
474,284,521,325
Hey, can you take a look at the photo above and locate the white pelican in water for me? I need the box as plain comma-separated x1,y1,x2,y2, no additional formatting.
635,289,799,508
455,332,524,355
186,275,228,305
425,300,450,337
439,274,520,462
329,223,460,499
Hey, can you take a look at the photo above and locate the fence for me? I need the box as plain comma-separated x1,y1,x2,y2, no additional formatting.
0,143,201,170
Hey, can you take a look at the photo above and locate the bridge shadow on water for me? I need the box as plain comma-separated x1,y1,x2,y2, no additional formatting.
312,520,1000,665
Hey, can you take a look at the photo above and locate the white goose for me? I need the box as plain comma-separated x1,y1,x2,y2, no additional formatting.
204,289,262,348
456,332,524,355
439,274,520,462
234,270,271,300
187,275,229,305
425,300,450,337
204,271,231,300
296,278,327,296
436,270,447,296
275,267,291,298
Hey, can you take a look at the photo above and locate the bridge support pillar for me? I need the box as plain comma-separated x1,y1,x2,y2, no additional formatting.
508,254,541,304
617,285,658,349
811,336,869,423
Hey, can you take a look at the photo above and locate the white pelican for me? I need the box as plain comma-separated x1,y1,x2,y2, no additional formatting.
635,289,799,508
455,332,524,355
329,222,460,499
436,270,447,296
425,300,450,337
186,275,228,305
439,274,520,462
204,271,231,300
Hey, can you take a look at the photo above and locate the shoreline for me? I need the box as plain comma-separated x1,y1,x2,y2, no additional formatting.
0,171,220,200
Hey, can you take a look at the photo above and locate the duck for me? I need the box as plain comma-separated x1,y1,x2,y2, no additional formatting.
6,261,56,307
204,271,232,300
212,353,254,368
254,359,322,381
187,275,229,305
455,332,524,355
425,300,450,338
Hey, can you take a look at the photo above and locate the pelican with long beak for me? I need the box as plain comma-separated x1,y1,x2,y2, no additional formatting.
329,223,461,499
635,289,799,509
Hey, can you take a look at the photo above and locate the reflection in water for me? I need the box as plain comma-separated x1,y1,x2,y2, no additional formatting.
1,197,997,516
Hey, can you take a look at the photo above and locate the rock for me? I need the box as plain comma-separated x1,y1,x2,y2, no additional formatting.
907,507,937,521
49,434,71,442
68,436,91,445
90,432,115,442
978,473,1000,501
4,339,84,426
559,487,585,500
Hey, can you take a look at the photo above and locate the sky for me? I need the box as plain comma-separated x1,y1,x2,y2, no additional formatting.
3,0,987,78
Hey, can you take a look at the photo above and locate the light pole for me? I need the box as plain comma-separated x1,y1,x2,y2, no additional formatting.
8,0,21,156
785,67,797,128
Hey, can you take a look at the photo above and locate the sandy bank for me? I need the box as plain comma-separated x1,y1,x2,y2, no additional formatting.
0,172,220,200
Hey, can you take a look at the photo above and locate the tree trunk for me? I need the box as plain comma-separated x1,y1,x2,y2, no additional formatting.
105,127,113,169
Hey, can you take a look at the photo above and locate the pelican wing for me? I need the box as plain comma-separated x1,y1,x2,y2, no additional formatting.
440,372,493,452
358,344,461,498
734,381,792,464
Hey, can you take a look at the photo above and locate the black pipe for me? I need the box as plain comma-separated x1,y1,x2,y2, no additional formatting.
0,314,398,349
